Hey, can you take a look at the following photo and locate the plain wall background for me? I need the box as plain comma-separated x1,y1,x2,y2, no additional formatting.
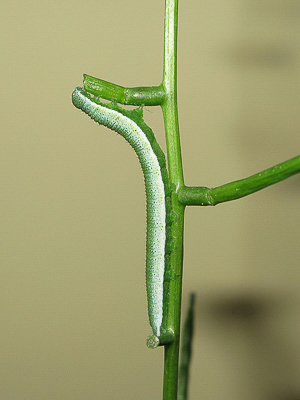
1,1,300,399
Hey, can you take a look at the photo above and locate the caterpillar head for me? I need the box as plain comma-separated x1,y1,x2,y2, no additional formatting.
72,87,86,109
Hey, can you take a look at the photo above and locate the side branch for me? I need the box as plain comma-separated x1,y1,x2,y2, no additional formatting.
83,74,165,106
179,155,300,206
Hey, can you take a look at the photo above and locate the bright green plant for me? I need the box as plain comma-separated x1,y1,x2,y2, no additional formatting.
72,1,300,398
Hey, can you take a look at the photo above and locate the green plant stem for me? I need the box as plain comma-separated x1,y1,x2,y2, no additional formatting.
161,0,185,399
83,74,165,106
178,293,195,400
178,155,300,206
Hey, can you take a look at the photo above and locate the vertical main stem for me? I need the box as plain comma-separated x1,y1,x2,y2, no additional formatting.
162,0,185,399
162,0,184,187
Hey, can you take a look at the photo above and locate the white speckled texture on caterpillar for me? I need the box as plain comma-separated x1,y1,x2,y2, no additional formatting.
72,87,166,336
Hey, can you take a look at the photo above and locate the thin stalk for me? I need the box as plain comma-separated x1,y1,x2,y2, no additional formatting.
83,74,165,106
178,155,300,206
161,0,185,399
178,293,196,400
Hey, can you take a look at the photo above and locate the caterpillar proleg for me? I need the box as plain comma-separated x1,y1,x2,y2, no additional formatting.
72,87,172,337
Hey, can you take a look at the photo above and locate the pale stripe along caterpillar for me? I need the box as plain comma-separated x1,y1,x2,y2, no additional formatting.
72,87,172,337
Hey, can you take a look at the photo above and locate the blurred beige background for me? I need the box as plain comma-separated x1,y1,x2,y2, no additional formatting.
1,1,300,399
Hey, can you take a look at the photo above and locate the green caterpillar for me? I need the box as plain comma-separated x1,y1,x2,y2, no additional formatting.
72,87,172,337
